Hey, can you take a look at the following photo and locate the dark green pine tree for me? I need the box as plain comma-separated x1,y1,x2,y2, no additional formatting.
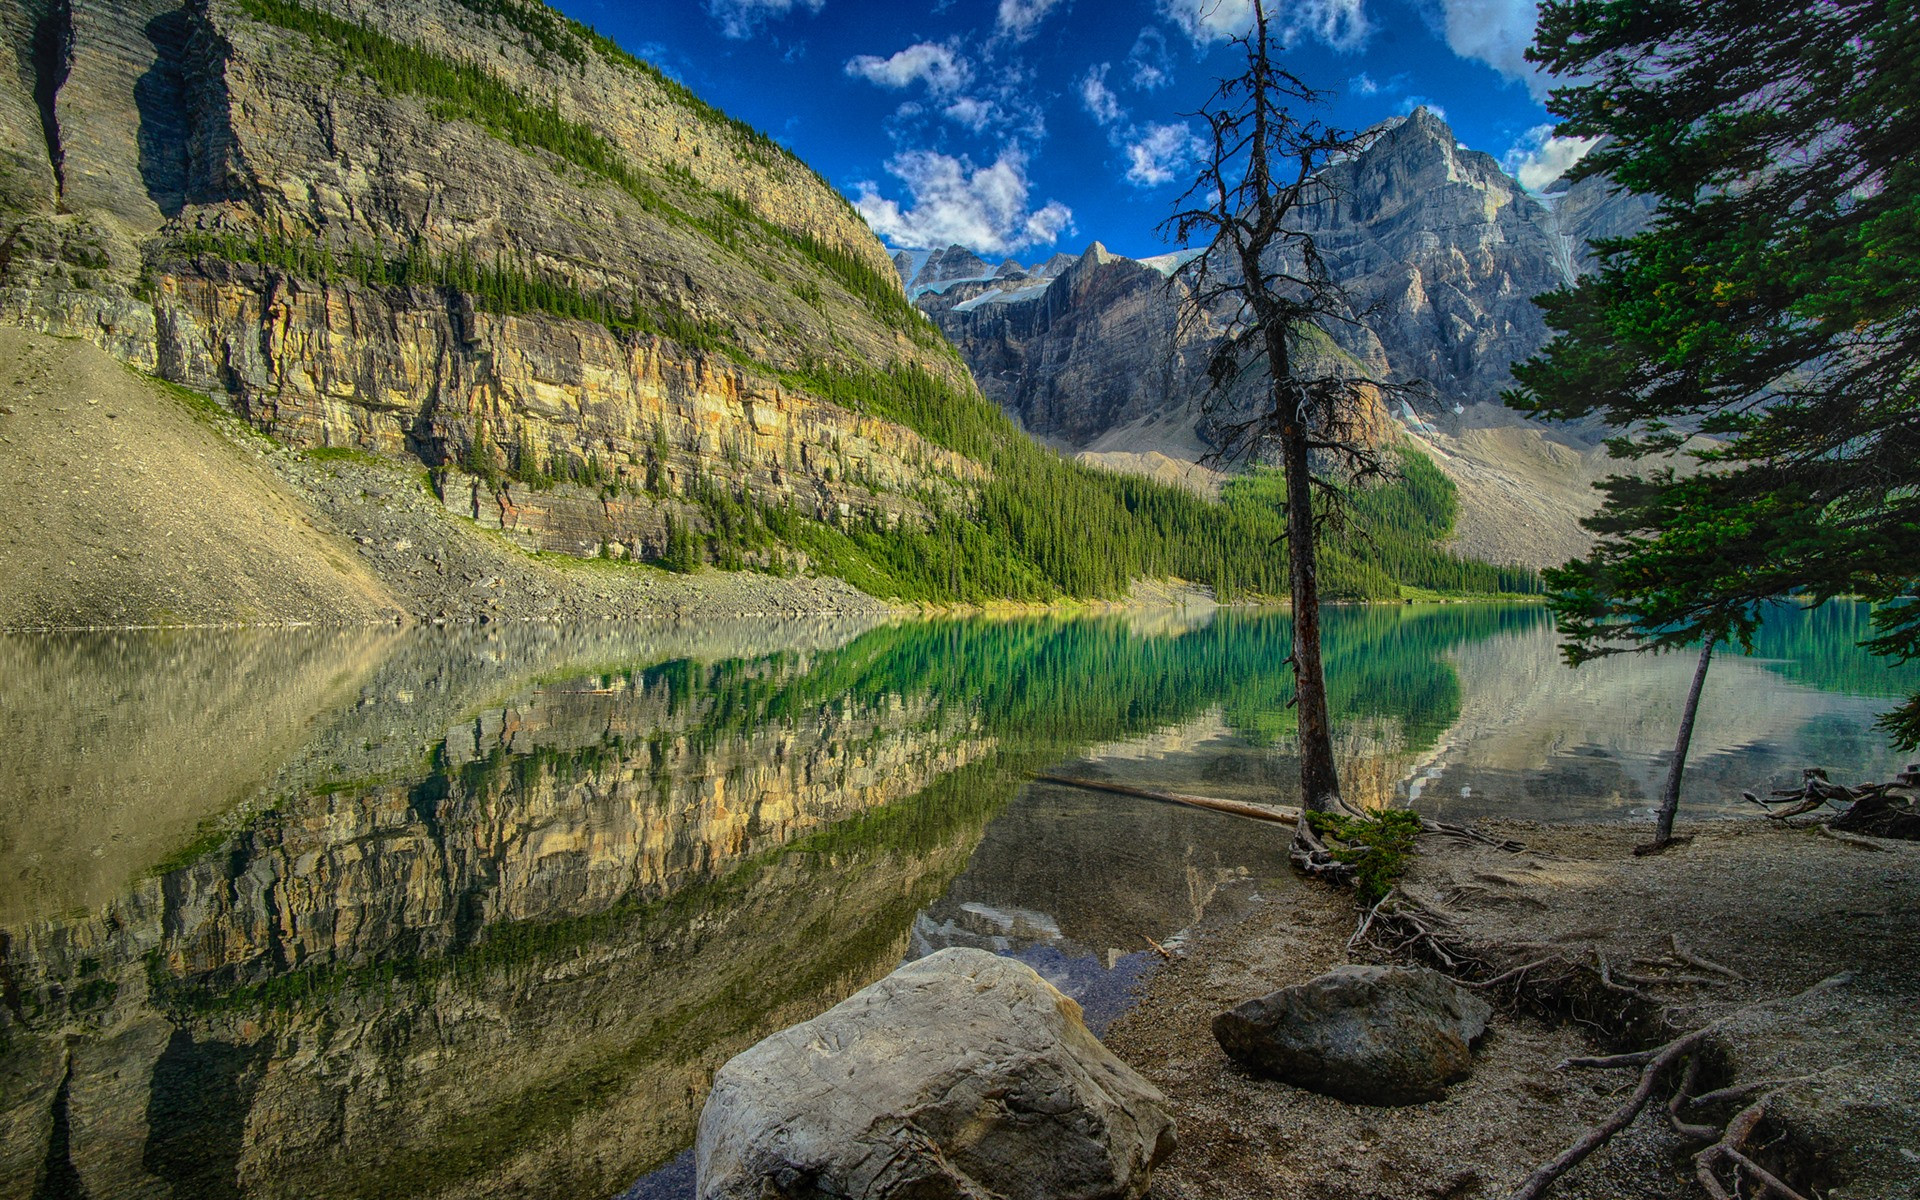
1542,471,1830,847
1508,0,1920,784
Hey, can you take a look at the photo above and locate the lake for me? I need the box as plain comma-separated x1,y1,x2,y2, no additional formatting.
2,602,1912,1198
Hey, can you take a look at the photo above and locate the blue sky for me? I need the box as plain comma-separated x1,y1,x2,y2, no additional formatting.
551,0,1594,261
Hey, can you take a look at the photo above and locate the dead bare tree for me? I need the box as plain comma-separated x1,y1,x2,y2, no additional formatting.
1164,0,1417,816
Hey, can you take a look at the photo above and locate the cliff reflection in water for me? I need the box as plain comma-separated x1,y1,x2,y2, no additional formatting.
2,601,1907,1200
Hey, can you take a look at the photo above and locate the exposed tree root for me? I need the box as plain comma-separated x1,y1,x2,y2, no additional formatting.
1694,1093,1812,1200
1667,934,1747,983
1320,804,1893,1200
1289,813,1358,887
1813,823,1886,851
1325,825,1847,1200
1505,974,1852,1200
1509,1027,1712,1200
1612,968,1723,988
1346,886,1500,978
1418,816,1528,853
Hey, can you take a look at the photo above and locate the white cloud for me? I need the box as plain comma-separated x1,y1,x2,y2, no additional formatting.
854,146,1075,254
1399,96,1448,122
705,0,824,41
995,0,1068,43
1349,71,1378,95
1159,0,1372,53
1503,123,1599,190
1416,0,1548,100
1080,64,1126,125
844,41,974,97
943,96,1000,132
1127,27,1174,90
866,43,1046,138
1123,121,1206,187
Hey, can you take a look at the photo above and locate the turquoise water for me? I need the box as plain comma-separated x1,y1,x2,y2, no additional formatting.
0,602,1911,1198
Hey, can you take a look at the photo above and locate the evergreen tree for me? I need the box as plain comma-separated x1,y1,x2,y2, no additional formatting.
1542,471,1817,847
1510,0,1920,752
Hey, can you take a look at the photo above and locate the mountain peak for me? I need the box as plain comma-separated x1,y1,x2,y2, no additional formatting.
919,245,995,287
1381,105,1456,155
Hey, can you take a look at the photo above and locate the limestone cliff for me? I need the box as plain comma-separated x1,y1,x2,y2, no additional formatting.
0,0,975,566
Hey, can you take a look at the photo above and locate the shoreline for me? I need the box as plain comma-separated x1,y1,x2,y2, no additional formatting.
0,586,1549,636
1105,815,1920,1200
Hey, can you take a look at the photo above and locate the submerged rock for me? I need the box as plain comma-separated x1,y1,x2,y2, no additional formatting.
696,947,1176,1200
1212,965,1492,1105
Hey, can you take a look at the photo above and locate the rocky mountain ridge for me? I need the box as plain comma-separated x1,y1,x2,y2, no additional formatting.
902,110,1651,435
897,109,1657,566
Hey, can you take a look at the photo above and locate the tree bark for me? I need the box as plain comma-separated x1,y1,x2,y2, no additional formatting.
1283,422,1340,811
1651,631,1718,846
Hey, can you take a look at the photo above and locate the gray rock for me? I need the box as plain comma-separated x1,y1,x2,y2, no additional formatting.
1212,964,1492,1105
914,107,1660,499
696,947,1176,1200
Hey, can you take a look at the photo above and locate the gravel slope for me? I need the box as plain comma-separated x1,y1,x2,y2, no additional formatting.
0,328,401,628
0,329,892,629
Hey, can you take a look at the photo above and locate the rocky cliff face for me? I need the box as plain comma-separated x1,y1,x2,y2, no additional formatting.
916,242,1212,445
919,109,1650,447
0,0,973,563
910,109,1655,564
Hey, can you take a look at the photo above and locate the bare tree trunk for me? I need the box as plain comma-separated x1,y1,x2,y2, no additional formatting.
1283,425,1339,812
1650,631,1718,847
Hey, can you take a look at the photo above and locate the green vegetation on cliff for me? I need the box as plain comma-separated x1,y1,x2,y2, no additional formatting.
1223,451,1542,599
236,0,936,346
777,364,1539,602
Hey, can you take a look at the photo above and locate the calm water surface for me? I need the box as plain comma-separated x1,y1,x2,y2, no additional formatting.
2,603,1912,1198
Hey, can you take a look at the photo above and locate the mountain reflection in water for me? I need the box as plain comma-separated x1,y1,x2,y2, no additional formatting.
1,602,1911,1199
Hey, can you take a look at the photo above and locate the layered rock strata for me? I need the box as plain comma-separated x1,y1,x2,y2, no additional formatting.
0,0,976,565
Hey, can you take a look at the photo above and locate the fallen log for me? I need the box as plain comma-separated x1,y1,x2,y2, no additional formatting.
1033,774,1301,824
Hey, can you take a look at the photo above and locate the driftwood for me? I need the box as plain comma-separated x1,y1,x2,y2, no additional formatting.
1507,974,1852,1200
1829,789,1920,839
1035,775,1526,853
1745,768,1919,839
1034,775,1301,824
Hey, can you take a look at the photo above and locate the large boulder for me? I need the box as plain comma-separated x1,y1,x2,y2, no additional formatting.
1212,965,1492,1105
696,947,1176,1200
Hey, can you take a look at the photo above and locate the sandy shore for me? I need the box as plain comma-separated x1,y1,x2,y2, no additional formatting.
1105,817,1920,1200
